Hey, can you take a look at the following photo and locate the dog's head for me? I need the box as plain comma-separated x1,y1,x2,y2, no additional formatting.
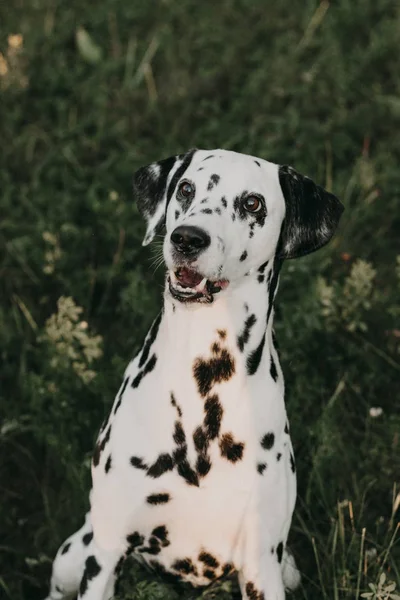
133,149,344,303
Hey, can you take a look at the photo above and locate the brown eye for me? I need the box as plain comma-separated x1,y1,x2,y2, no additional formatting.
178,181,194,198
243,195,262,213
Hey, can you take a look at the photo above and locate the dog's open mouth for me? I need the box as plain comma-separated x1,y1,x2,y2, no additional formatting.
168,267,229,303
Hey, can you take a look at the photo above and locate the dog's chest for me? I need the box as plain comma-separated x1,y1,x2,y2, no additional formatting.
90,303,294,584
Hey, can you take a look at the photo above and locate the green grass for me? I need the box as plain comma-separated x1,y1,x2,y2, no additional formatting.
1,0,399,598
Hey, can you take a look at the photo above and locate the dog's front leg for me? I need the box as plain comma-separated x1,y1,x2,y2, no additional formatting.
76,544,124,600
238,509,286,600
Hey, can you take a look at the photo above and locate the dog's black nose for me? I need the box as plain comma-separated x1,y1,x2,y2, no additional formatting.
171,225,211,256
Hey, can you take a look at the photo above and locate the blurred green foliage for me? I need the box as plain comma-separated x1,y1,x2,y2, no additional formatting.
0,0,399,598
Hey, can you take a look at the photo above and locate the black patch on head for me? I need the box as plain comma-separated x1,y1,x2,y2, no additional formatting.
220,433,245,463
207,174,220,191
278,165,344,259
147,493,171,505
147,453,174,478
132,353,157,388
175,210,180,219
197,167,204,171
172,558,197,574
246,333,265,376
257,274,264,283
139,313,162,369
276,452,282,461
114,375,130,415
82,532,93,546
173,421,186,445
240,250,248,262
257,462,267,475
204,394,223,439
276,542,284,563
130,455,148,470
203,155,214,161
199,551,220,568
261,432,275,450
170,392,182,417
201,208,213,214
221,196,227,208
245,581,265,600
290,452,296,473
79,555,102,596
196,454,212,477
254,160,261,167
134,156,177,221
201,197,208,204
166,151,196,206
237,314,257,352
270,354,278,382
177,460,199,487
61,542,71,555
193,349,235,397
105,454,112,473
233,191,267,227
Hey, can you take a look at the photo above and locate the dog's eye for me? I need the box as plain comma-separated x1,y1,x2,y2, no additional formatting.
178,181,194,198
243,195,262,213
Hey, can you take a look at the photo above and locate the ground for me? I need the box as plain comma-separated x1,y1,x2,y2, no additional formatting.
0,0,399,598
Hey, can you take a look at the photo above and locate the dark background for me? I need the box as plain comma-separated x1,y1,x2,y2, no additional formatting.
0,0,399,598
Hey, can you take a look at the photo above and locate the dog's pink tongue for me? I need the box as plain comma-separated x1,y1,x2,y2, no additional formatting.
176,268,204,288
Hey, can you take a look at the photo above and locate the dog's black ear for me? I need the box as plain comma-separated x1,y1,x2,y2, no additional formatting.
278,165,344,259
133,149,196,245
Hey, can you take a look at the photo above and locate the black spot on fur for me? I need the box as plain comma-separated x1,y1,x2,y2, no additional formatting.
175,210,180,219
114,376,130,415
207,174,220,190
220,433,245,463
204,394,223,439
246,333,266,376
147,493,171,505
215,207,221,215
173,421,186,445
231,212,236,221
237,314,257,352
222,563,234,577
254,160,261,167
284,422,289,434
193,349,235,397
82,532,93,546
105,454,112,473
172,443,187,464
130,455,148,470
177,460,200,487
170,392,182,417
193,426,208,451
290,452,296,473
126,531,145,550
201,208,213,214
61,542,71,555
147,453,174,478
257,274,264,283
201,197,208,204
139,537,162,555
92,424,112,467
276,452,282,461
79,555,102,596
139,313,162,369
203,568,217,580
277,542,284,563
240,250,248,262
221,196,227,208
203,155,214,161
196,454,212,477
149,560,183,584
172,558,197,574
261,432,275,450
199,551,220,568
270,354,278,381
266,257,283,324
217,329,227,339
245,581,265,600
257,463,267,475
151,525,170,546
132,353,157,388
197,167,204,171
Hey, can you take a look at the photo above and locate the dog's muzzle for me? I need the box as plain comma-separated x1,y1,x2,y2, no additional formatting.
168,267,229,304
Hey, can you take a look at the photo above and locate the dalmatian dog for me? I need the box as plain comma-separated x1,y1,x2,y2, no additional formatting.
44,149,343,600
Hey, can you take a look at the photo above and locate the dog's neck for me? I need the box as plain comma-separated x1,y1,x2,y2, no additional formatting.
161,258,282,364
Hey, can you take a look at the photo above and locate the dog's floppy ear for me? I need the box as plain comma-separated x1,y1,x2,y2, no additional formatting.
278,165,344,259
133,149,196,246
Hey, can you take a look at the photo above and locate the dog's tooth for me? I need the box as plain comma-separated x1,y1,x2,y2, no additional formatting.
195,277,208,292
